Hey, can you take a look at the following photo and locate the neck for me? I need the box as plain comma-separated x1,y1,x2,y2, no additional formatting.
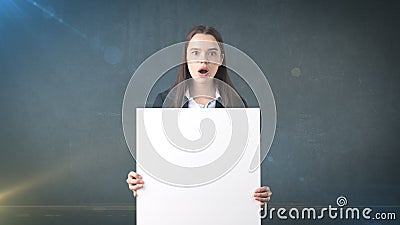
189,79,215,103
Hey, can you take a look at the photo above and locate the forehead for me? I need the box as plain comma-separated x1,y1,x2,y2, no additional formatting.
187,34,220,50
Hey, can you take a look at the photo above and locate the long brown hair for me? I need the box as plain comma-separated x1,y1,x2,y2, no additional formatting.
167,25,246,107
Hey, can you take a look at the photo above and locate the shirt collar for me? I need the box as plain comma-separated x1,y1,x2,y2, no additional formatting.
184,89,222,108
184,89,221,101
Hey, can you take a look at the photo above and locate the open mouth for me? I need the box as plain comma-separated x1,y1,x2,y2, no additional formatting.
198,68,209,76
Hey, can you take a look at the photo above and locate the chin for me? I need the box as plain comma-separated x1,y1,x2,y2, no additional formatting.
193,76,214,83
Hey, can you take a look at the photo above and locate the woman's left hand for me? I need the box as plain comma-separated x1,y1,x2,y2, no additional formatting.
254,186,272,205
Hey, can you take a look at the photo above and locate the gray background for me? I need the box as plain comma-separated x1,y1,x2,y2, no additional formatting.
0,0,399,224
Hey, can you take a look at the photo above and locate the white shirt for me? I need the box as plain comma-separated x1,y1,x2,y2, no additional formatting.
184,89,221,108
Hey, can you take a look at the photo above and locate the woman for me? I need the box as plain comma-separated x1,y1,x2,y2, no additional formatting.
126,25,272,205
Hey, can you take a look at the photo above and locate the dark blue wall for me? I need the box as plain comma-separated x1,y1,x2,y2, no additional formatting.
1,0,399,224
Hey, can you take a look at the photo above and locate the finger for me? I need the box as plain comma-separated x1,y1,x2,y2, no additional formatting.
255,196,271,204
128,171,136,178
129,184,143,191
254,190,272,197
255,186,270,193
128,184,143,191
128,171,142,179
254,191,272,198
133,191,137,197
126,178,144,185
254,187,263,193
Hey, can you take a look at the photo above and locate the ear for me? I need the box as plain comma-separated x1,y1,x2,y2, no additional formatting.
218,53,225,66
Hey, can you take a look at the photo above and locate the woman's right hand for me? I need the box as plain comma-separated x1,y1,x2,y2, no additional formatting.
126,171,144,197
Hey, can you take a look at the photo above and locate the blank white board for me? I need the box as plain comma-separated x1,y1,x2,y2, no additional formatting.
136,108,261,225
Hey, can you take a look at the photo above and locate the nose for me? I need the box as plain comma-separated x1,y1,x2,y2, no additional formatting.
199,53,209,63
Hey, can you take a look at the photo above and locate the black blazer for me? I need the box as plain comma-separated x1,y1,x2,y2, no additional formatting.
152,90,225,108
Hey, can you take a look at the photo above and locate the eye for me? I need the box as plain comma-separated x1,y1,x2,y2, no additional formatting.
191,50,200,56
208,51,217,57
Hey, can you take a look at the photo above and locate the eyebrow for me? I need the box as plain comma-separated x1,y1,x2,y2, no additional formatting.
208,48,219,51
188,47,219,51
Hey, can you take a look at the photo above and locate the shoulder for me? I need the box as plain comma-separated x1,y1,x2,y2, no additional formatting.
152,89,170,108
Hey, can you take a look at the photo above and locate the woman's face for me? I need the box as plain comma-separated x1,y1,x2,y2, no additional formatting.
186,34,223,79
